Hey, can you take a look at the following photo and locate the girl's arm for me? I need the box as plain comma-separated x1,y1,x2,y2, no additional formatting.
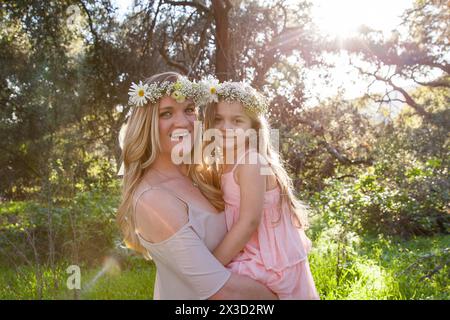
213,158,266,266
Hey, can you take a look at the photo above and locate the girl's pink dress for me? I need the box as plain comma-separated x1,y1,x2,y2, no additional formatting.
220,152,320,300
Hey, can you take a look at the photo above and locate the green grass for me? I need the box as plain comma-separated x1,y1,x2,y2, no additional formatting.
0,256,156,300
309,233,449,300
0,235,448,299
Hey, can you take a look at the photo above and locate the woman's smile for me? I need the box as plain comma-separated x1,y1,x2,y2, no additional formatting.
170,129,191,142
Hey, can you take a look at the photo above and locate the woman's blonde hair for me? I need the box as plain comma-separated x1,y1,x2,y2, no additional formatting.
197,100,310,229
116,71,183,259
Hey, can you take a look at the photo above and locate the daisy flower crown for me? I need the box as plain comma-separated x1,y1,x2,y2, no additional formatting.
198,77,269,115
128,76,205,107
218,81,269,115
128,75,269,115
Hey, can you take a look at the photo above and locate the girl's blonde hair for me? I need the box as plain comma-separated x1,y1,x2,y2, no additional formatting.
116,71,183,259
197,101,310,229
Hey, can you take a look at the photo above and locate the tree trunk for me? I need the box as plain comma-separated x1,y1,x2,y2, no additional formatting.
212,0,232,81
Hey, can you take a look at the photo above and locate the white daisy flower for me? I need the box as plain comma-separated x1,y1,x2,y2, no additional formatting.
200,76,220,104
128,81,151,107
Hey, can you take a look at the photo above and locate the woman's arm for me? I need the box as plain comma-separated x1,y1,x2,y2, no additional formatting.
209,273,278,300
213,160,266,266
135,188,277,300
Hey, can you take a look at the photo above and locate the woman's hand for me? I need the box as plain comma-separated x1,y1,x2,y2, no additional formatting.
209,273,278,300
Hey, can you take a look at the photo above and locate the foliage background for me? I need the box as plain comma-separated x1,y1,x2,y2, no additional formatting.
0,0,448,299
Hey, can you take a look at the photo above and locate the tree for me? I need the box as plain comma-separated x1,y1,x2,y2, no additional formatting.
340,0,449,128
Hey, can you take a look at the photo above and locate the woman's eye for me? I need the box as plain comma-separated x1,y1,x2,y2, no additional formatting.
185,107,195,114
214,118,221,123
160,112,172,118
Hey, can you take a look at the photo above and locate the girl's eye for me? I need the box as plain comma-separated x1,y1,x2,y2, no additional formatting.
214,118,222,123
234,119,242,124
185,107,195,114
160,112,172,118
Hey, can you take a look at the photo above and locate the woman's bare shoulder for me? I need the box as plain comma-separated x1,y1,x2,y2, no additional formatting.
134,186,189,244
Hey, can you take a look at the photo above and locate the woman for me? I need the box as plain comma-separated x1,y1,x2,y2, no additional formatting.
117,71,277,299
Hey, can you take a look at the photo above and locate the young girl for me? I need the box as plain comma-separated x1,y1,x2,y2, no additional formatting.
197,80,319,300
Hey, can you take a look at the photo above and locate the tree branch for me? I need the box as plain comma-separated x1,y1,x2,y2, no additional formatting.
252,27,304,88
413,77,450,88
352,64,432,120
159,33,189,74
163,0,209,13
141,0,163,59
77,0,99,44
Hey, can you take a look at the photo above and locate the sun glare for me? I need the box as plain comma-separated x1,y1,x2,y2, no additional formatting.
310,0,412,38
